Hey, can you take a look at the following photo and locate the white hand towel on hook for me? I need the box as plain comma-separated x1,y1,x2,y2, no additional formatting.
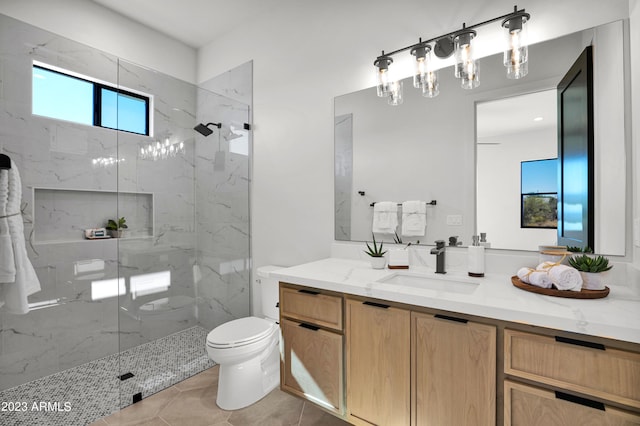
0,160,41,314
401,200,426,237
372,201,398,234
0,169,16,283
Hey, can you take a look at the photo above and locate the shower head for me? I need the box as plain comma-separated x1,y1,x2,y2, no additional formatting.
194,122,221,137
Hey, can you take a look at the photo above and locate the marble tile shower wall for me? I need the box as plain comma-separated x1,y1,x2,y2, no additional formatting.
0,13,251,391
195,81,251,331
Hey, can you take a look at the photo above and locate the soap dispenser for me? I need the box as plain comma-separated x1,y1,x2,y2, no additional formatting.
468,235,485,277
479,232,491,248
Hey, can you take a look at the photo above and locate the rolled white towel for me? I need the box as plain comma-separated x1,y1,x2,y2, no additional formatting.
537,262,582,291
517,267,553,289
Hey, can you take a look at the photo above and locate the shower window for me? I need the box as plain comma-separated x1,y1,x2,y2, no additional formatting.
32,62,150,135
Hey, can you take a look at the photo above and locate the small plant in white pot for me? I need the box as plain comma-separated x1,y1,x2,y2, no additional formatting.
106,217,128,238
364,234,387,269
568,254,612,290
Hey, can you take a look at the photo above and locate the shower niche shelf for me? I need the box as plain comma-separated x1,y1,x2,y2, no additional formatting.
32,187,154,244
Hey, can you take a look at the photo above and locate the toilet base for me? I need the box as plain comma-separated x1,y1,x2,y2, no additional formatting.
215,339,280,410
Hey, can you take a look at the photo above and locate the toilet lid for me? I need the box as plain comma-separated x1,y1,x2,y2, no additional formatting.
207,317,276,348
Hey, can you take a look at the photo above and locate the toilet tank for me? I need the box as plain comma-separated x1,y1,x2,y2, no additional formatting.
256,265,283,320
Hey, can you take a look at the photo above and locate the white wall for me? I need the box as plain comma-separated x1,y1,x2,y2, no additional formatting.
478,127,557,250
197,0,631,271
631,0,640,267
0,0,196,83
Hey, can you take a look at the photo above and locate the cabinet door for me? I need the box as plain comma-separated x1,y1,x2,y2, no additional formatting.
413,312,496,426
505,380,640,426
346,299,410,426
281,319,344,413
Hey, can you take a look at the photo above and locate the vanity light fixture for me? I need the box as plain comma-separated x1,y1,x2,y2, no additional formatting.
502,6,530,79
373,5,531,104
410,40,439,97
453,25,480,89
374,54,394,97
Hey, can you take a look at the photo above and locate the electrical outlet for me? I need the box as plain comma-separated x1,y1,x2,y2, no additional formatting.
446,215,463,226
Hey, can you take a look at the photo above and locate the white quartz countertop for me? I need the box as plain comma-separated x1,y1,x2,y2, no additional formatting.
271,257,640,345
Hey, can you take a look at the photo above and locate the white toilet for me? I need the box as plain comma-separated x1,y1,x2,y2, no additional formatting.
206,265,282,410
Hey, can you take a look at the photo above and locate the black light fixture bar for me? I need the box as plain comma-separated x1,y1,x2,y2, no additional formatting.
376,6,527,60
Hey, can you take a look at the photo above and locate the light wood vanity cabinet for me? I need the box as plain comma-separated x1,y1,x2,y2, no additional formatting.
412,312,496,426
346,299,411,426
279,282,640,425
279,284,344,414
504,329,640,425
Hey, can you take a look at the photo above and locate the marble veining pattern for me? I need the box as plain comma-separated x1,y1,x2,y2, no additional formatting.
272,252,640,344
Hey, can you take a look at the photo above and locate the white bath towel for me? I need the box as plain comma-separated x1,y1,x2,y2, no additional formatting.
0,169,16,283
372,201,398,234
537,262,582,291
517,267,553,289
401,200,426,237
0,161,41,314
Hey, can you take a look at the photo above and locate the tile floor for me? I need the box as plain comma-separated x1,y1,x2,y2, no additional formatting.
91,366,350,426
0,327,213,426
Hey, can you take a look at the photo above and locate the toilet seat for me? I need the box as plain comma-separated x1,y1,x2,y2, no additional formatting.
207,317,277,349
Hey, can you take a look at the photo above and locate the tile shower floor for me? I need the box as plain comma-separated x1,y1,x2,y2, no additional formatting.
0,326,214,426
91,366,350,426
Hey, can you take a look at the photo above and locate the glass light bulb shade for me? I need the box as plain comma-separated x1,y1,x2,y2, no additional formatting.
460,60,480,89
374,56,393,97
421,70,439,98
413,57,426,89
376,68,391,97
387,80,403,106
453,30,476,79
507,59,528,79
503,14,529,79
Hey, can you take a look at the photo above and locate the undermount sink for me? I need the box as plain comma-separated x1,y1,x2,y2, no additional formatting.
376,271,479,295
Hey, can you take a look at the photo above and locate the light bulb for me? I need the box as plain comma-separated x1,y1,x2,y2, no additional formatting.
503,11,530,79
374,55,393,97
454,29,479,89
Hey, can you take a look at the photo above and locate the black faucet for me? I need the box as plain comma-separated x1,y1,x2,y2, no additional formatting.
430,240,446,274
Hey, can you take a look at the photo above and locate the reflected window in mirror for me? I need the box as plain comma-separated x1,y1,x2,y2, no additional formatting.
520,158,558,229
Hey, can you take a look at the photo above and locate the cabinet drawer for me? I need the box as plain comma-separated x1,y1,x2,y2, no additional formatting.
505,380,640,426
280,286,343,331
281,319,343,414
505,329,640,409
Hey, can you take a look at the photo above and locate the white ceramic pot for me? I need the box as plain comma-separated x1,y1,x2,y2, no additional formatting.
580,271,607,290
108,229,124,238
369,256,387,269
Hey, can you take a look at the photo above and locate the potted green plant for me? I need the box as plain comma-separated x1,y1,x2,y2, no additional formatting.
106,217,128,238
568,254,612,290
364,234,387,269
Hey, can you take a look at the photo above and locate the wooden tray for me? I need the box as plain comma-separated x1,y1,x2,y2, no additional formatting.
511,276,609,299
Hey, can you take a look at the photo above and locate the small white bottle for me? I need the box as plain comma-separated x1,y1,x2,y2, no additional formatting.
468,235,485,277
